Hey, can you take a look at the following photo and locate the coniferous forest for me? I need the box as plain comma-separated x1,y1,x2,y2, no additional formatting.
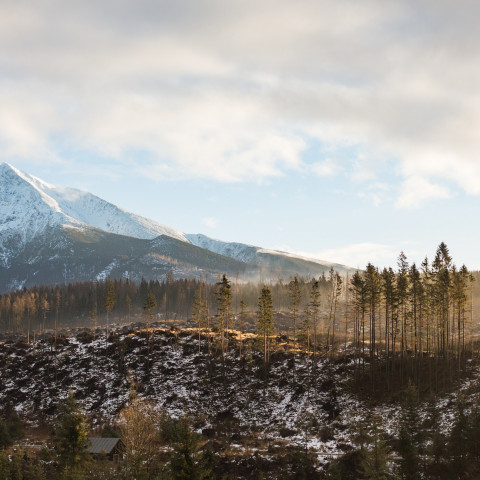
2,242,480,478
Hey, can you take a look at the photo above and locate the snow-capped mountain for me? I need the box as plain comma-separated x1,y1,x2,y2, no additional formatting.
0,163,353,292
0,163,187,247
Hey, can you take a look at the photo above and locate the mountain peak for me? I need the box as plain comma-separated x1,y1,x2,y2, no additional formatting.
0,164,188,244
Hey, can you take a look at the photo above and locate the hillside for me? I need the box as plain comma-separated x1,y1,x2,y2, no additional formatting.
1,324,479,478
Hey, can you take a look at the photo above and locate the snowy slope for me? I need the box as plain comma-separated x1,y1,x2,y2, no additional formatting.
186,233,352,274
185,234,260,263
0,164,83,267
0,163,187,243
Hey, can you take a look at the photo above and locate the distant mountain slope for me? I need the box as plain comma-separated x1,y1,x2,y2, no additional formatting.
0,163,354,292
186,234,354,277
0,225,254,292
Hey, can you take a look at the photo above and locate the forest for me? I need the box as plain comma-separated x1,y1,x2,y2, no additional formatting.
1,242,480,478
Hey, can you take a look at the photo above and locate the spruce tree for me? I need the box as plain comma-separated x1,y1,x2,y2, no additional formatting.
238,299,248,357
288,277,301,367
447,399,469,477
357,417,391,480
170,419,212,480
351,272,367,372
257,285,274,365
192,290,208,354
54,390,90,475
397,386,421,480
397,252,409,383
327,269,343,357
215,274,232,358
424,397,446,475
308,281,321,368
143,290,157,362
0,451,10,480
104,279,116,344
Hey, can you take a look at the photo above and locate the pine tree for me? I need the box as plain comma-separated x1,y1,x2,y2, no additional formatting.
466,405,480,464
7,449,22,480
215,274,232,358
364,264,380,370
104,279,116,344
0,451,10,480
432,243,452,363
447,399,469,477
424,397,446,475
327,269,343,357
308,281,321,367
192,289,208,354
397,252,409,384
238,299,248,357
170,420,212,480
381,267,397,390
143,290,157,361
397,385,421,480
257,285,274,365
22,453,47,480
351,272,367,372
54,390,90,474
357,417,391,480
288,277,301,367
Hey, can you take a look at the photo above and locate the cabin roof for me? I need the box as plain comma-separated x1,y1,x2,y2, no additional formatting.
87,437,121,454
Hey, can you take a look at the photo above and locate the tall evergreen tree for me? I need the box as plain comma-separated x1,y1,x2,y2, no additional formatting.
308,281,321,366
357,417,391,480
54,391,90,475
215,274,232,358
192,289,208,354
351,272,367,372
143,291,157,359
397,386,421,480
170,420,212,480
288,277,302,366
238,299,248,358
327,269,343,356
257,285,274,365
447,399,469,477
104,279,116,344
397,252,409,383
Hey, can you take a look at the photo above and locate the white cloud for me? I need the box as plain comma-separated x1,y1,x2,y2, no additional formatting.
2,0,480,204
311,243,409,270
270,241,415,269
202,217,219,228
358,182,389,207
311,159,342,177
396,176,452,209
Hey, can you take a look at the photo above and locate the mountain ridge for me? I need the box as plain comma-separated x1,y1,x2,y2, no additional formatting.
0,163,354,292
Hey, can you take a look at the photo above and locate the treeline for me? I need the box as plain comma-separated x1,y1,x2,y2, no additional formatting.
190,243,476,395
0,273,334,335
348,242,475,393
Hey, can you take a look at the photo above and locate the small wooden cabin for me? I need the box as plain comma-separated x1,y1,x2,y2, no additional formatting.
87,437,124,464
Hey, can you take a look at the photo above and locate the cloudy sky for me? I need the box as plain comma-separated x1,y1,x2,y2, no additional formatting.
2,0,479,269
